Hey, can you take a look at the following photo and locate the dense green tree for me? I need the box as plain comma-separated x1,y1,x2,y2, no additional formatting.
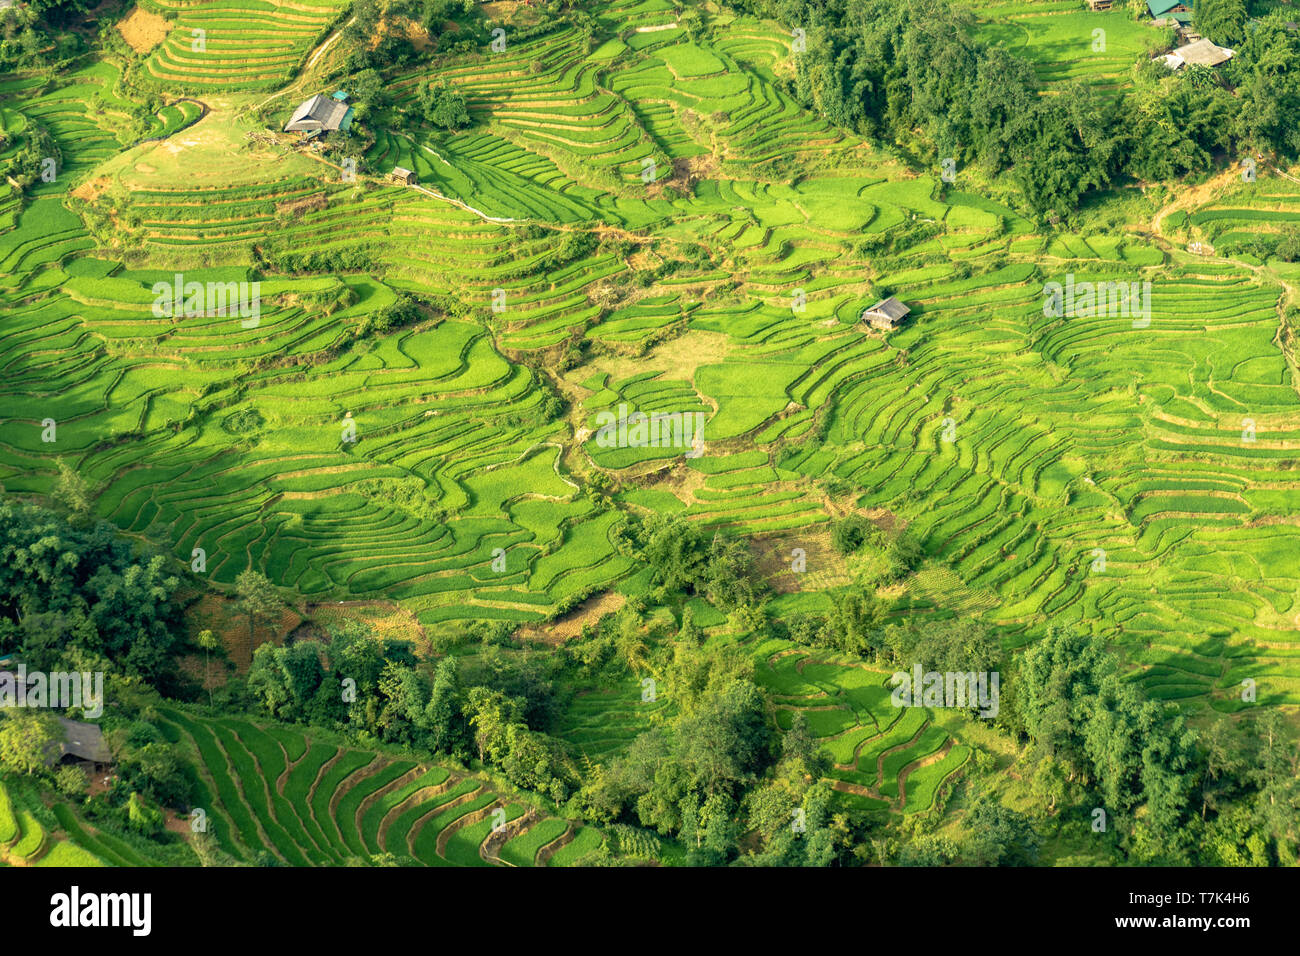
376,660,429,744
1081,674,1145,812
0,8,53,73
469,647,558,729
1126,66,1236,181
641,514,708,594
462,684,574,796
247,642,293,719
464,686,523,762
831,515,876,554
1020,628,1198,850
967,46,1041,169
282,642,326,711
963,798,1040,866
331,621,388,703
52,458,90,516
125,791,165,836
1198,717,1247,819
118,741,194,809
234,569,285,647
1018,627,1112,779
0,500,181,680
1233,14,1300,158
739,0,1291,217
611,606,650,674
425,656,466,754
676,679,775,796
1135,699,1197,837
896,834,960,866
246,641,327,723
637,514,770,615
702,532,765,612
677,605,703,646
54,764,87,798
0,711,59,776
1250,710,1300,858
824,585,885,657
889,617,999,674
1029,753,1076,814
1199,804,1272,866
418,80,470,129
742,708,845,867
1194,0,1249,47
346,68,388,122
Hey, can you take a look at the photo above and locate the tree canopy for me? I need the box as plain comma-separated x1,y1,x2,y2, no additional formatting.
0,499,181,681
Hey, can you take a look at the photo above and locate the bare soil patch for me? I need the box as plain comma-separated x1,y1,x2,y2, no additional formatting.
86,771,118,799
276,193,329,217
627,249,655,271
183,593,302,676
297,601,430,655
406,20,433,50
518,590,627,645
369,16,433,51
116,6,171,54
481,1,523,18
671,152,719,191
636,460,706,506
752,528,851,593
70,176,111,203
575,328,731,383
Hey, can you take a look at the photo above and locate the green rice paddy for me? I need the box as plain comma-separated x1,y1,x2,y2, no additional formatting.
2,0,1299,865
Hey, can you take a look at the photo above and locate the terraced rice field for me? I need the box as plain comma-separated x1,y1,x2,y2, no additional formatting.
3,5,1300,740
754,643,971,814
0,780,108,867
1187,176,1300,254
966,0,1171,93
555,673,673,763
153,708,593,865
139,0,351,91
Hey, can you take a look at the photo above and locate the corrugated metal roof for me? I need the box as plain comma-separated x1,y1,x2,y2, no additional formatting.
865,297,911,322
1147,0,1189,17
1174,38,1234,65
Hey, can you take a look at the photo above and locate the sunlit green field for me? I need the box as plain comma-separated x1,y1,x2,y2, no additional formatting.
3,0,1299,820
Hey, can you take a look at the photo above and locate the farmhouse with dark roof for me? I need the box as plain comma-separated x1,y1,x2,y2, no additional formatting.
43,718,114,772
861,296,911,331
284,93,354,136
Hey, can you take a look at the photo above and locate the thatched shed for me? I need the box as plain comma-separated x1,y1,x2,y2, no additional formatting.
43,718,114,772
